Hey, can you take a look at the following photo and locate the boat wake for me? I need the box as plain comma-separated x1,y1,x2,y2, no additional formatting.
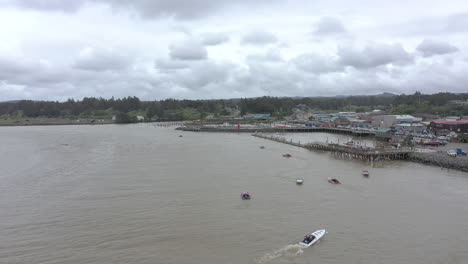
257,244,303,263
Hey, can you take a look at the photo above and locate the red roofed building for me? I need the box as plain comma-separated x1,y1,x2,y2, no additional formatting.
428,120,468,133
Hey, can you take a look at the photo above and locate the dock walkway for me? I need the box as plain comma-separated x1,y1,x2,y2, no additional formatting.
177,125,375,136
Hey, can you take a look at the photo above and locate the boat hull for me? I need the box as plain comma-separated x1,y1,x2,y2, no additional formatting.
327,178,341,184
298,229,327,248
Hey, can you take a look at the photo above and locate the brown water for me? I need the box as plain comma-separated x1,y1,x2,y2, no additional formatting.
1,124,468,264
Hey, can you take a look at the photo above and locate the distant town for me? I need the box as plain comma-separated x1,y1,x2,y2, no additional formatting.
1,92,468,147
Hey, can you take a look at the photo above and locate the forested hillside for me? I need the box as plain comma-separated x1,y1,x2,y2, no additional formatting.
1,92,468,121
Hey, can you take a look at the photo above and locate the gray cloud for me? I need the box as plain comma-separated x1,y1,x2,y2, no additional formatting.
154,58,189,72
2,0,468,101
445,13,468,33
73,48,132,71
169,41,207,60
4,0,84,12
4,0,270,19
175,61,232,90
292,53,343,73
201,32,229,46
0,56,44,78
313,17,347,35
242,31,278,45
416,39,459,57
338,43,413,69
384,12,468,36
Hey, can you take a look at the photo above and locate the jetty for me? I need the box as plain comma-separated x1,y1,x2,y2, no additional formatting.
253,133,412,162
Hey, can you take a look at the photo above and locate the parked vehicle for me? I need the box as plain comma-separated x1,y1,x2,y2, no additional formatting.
456,149,467,156
447,150,457,157
423,141,447,146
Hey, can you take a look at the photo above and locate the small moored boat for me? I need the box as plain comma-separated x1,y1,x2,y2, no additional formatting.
362,170,369,177
298,229,327,248
327,178,341,184
260,146,265,149
282,154,292,158
241,192,251,200
296,178,304,185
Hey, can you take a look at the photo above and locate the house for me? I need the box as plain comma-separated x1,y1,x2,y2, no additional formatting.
395,123,426,133
375,128,393,139
337,112,357,118
372,115,397,128
413,114,440,121
333,116,352,126
395,115,422,124
372,115,422,128
428,120,468,133
350,119,371,128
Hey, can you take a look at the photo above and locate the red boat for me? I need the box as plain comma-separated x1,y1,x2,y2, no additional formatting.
282,154,292,157
328,178,341,184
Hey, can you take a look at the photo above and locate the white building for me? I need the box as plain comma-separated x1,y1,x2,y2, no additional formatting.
372,115,422,128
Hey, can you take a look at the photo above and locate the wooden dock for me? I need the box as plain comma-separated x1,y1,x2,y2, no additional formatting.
253,133,412,162
177,125,375,136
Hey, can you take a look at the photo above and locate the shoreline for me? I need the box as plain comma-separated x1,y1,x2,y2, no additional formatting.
409,152,468,172
252,133,468,173
0,118,114,126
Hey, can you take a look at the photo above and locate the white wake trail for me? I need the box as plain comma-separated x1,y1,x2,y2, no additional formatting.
257,244,304,263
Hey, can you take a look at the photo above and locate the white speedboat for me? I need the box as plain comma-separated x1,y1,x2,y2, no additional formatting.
298,229,327,248
296,178,304,184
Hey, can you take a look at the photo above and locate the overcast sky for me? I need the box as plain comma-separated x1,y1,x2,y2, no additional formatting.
1,0,468,101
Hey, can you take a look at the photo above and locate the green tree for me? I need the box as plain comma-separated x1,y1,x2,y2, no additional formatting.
115,112,137,123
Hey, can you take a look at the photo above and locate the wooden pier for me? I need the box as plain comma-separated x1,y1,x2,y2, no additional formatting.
154,121,187,127
177,125,375,136
253,133,412,162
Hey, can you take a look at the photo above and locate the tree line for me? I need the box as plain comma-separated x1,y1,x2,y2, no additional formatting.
1,92,468,121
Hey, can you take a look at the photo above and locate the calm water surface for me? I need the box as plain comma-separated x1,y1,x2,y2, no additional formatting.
1,124,467,264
